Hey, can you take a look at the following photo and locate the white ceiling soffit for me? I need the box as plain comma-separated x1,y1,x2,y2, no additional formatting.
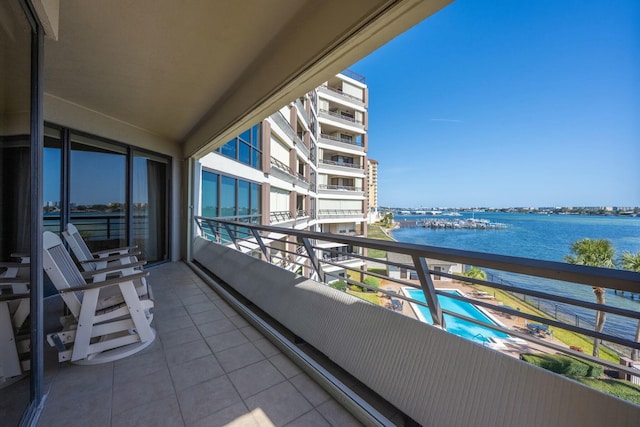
43,0,453,159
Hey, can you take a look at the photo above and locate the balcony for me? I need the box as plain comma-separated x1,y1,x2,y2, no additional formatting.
317,85,365,107
317,209,365,220
270,157,297,184
317,184,364,198
295,98,311,125
318,109,364,130
318,133,365,152
318,159,365,175
34,262,362,426
192,217,640,426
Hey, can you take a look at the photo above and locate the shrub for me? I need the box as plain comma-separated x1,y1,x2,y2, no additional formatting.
520,353,602,378
363,276,380,290
330,280,347,291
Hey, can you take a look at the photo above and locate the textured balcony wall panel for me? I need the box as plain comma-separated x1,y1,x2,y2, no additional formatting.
192,236,640,427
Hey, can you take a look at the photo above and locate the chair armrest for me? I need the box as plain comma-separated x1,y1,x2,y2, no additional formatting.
92,245,138,256
81,260,147,279
79,251,141,264
0,278,30,285
60,271,149,294
0,292,30,302
0,262,30,268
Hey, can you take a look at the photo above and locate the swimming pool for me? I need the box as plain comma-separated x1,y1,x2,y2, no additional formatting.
404,288,510,345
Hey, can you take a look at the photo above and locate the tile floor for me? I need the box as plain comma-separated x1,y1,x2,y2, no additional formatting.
36,262,362,427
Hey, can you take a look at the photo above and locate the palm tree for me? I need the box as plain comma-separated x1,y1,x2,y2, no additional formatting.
621,251,640,360
565,238,615,357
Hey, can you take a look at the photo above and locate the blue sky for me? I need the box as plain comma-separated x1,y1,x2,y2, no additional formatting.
350,0,639,208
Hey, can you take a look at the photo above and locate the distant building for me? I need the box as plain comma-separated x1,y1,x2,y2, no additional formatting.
367,158,379,223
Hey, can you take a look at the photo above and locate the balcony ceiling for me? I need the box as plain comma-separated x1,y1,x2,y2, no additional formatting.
43,0,452,157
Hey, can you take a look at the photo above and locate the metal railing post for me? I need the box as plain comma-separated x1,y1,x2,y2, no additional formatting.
223,223,241,251
251,228,269,260
412,255,445,328
302,237,324,282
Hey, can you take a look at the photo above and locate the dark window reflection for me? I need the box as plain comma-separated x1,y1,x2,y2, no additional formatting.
70,134,127,251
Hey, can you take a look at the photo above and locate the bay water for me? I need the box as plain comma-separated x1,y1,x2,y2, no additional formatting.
391,212,640,341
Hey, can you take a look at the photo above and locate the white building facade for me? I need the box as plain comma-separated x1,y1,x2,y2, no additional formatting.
197,71,369,281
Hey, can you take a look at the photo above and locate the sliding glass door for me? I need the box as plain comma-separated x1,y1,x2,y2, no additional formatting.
43,127,171,264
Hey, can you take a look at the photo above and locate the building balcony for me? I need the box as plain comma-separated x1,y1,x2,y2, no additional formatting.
33,262,362,427
23,217,640,427
317,184,364,197
294,98,311,126
317,85,365,107
317,209,365,219
318,159,365,176
318,133,365,152
190,216,640,427
318,109,365,130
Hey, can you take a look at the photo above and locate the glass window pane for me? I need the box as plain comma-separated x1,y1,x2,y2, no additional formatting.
239,129,251,144
44,128,62,235
239,142,250,165
0,3,35,420
220,176,236,217
70,135,127,251
251,150,261,169
251,183,261,218
252,124,261,148
201,171,218,217
220,139,237,159
238,181,250,216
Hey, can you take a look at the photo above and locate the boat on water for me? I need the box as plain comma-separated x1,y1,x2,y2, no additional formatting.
423,218,507,230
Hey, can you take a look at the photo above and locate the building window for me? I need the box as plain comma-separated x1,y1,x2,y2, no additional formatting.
201,170,261,221
216,124,262,169
43,125,171,264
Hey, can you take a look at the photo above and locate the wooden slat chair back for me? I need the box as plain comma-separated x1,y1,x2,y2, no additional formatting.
43,231,155,364
63,223,150,297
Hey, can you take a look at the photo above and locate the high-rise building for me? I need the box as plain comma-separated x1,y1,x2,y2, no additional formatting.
197,70,369,281
367,158,379,223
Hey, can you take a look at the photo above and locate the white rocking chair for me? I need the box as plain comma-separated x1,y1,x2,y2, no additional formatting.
0,259,31,383
62,223,150,297
43,231,155,364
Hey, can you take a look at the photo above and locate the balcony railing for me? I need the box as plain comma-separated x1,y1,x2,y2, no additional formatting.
317,209,364,218
269,210,312,225
295,98,311,124
318,158,364,170
318,184,362,192
340,68,366,83
271,111,296,140
318,84,364,104
319,133,363,148
194,216,640,380
270,157,295,177
318,109,363,126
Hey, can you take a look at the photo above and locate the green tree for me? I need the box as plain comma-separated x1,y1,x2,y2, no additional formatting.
621,251,640,360
621,251,640,272
564,238,615,358
464,267,487,281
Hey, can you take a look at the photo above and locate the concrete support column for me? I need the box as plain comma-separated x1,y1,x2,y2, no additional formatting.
290,191,297,217
289,148,297,180
261,183,271,225
362,133,368,152
261,121,271,174
303,131,311,149
289,106,298,135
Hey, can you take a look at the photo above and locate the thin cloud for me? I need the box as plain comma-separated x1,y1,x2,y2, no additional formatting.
430,118,463,123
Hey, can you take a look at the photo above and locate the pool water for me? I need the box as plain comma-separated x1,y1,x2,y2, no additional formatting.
405,288,510,344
